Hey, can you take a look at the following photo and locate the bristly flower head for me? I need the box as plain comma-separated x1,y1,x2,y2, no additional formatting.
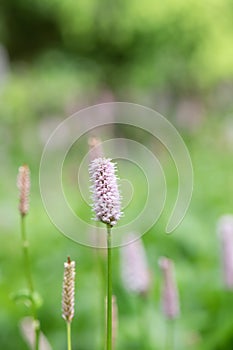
89,157,122,226
17,164,30,216
62,257,75,323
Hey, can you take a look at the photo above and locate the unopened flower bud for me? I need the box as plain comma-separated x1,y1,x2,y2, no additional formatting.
62,257,75,323
17,164,30,216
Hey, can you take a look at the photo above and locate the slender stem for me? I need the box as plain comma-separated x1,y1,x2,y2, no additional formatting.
34,320,40,350
165,318,175,350
67,322,72,350
95,222,106,350
96,249,106,350
21,216,34,294
142,295,152,349
20,215,40,350
106,224,112,350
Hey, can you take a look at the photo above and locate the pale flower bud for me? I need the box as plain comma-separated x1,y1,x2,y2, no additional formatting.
62,257,75,323
17,164,30,216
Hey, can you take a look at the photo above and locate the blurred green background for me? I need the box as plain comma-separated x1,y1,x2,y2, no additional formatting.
1,0,233,349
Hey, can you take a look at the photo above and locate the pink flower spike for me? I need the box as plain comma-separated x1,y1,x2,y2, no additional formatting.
89,157,122,226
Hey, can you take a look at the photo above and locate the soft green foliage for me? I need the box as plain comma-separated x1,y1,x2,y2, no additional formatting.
0,0,233,349
1,0,233,90
0,113,233,349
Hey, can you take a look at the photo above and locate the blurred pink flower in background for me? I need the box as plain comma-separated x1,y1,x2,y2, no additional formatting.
159,257,180,319
20,317,52,350
217,215,233,289
88,136,104,162
120,233,151,295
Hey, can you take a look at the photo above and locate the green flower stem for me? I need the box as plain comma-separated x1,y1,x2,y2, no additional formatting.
20,215,40,350
141,296,152,349
66,322,72,350
106,224,112,350
165,318,175,350
21,216,34,294
96,249,106,350
95,223,106,350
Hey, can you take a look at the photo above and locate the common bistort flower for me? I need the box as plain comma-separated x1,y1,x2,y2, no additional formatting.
89,158,122,226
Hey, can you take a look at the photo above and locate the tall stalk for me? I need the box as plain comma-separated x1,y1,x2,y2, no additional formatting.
106,224,112,350
66,322,72,350
62,257,76,350
20,215,40,350
95,227,106,350
165,319,175,350
89,158,122,349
